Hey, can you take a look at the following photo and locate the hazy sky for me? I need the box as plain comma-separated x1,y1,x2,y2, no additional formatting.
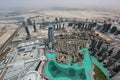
0,0,120,9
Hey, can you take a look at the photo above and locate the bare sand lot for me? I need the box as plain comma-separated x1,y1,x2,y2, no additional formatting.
0,24,18,47
44,10,117,20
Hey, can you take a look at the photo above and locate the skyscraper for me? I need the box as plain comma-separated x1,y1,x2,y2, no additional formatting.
101,23,111,32
53,24,56,30
89,38,97,51
108,48,114,56
96,40,103,49
62,23,65,29
97,46,108,57
114,30,120,35
104,58,116,68
101,23,107,32
110,26,117,33
48,25,54,43
27,18,32,25
100,52,109,62
22,21,30,36
91,49,97,56
96,23,102,30
113,62,120,73
106,23,111,32
91,38,97,48
33,20,37,32
113,50,120,60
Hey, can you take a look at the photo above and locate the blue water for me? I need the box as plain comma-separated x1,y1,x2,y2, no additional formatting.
0,11,22,17
45,48,110,80
46,52,56,58
0,17,24,22
45,48,92,80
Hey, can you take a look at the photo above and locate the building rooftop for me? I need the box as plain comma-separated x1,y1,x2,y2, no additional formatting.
22,71,41,80
3,39,45,80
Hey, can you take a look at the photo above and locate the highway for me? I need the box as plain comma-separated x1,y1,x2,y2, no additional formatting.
0,25,22,55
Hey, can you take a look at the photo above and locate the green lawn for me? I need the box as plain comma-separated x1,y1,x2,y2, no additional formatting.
79,29,84,32
94,65,108,80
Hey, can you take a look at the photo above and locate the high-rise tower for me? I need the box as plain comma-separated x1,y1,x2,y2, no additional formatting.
33,20,37,32
110,26,117,33
48,25,54,43
22,21,31,39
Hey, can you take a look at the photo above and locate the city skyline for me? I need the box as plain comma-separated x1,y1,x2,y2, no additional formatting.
0,0,120,79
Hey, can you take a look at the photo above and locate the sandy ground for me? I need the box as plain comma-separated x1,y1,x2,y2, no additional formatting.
0,24,18,47
0,9,119,23
44,10,116,20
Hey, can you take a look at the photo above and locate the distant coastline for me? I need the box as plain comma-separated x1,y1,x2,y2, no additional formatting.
0,17,24,22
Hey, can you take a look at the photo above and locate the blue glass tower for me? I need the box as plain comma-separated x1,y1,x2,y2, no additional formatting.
48,25,54,43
